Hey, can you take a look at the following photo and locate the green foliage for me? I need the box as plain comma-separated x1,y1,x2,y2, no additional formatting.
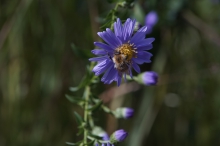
69,65,97,92
73,112,84,126
1,0,220,146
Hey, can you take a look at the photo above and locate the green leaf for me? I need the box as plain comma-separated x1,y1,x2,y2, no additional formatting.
102,106,114,114
71,43,92,59
87,140,95,146
100,9,116,29
74,112,83,126
77,128,84,136
65,94,84,104
66,142,79,145
69,87,79,92
69,65,95,92
87,100,103,112
88,133,103,140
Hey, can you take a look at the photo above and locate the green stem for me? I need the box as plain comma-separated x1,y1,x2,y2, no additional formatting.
111,2,122,29
83,86,90,145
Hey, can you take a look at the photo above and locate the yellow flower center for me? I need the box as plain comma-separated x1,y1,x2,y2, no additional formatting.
116,43,136,61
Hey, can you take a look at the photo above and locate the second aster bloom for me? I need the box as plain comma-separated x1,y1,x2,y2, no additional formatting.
89,18,154,86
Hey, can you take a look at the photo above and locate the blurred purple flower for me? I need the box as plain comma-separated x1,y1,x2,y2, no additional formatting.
145,11,158,34
142,71,158,85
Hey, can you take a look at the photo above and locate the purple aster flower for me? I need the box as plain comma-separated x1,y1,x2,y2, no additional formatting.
110,129,128,143
142,71,158,85
145,11,158,34
89,18,154,86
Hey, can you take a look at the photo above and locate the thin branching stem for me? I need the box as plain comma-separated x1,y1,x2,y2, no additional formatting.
83,86,90,145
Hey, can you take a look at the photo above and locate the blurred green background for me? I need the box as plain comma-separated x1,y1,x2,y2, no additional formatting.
1,0,220,145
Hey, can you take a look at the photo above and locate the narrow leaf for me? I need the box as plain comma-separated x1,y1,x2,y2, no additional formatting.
69,87,79,92
66,142,78,145
65,94,84,104
74,112,83,126
88,101,103,112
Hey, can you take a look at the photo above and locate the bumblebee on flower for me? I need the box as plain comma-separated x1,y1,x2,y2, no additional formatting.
89,18,155,86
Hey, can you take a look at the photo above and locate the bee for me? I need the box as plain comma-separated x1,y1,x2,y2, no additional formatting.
112,49,131,73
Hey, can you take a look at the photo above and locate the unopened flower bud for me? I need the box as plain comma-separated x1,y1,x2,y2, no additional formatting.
142,71,158,85
145,11,158,34
115,107,134,119
145,11,158,27
110,129,128,144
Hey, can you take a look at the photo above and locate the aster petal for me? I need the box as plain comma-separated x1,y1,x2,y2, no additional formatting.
101,66,115,83
104,68,118,84
137,44,153,51
136,38,155,47
91,49,107,55
89,55,109,62
130,26,148,44
93,60,107,70
94,42,114,52
123,18,136,42
133,52,152,64
106,28,122,45
101,66,112,82
97,29,121,48
114,18,123,39
132,63,141,73
93,60,113,76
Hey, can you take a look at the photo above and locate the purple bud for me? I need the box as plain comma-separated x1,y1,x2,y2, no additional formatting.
122,108,134,119
110,129,128,143
142,71,158,85
145,11,158,26
145,11,158,34
115,107,134,119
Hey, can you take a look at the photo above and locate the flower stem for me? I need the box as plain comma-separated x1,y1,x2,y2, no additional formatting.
111,2,122,29
83,86,90,145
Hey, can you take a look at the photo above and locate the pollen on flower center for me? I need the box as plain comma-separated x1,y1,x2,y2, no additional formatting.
116,43,137,61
